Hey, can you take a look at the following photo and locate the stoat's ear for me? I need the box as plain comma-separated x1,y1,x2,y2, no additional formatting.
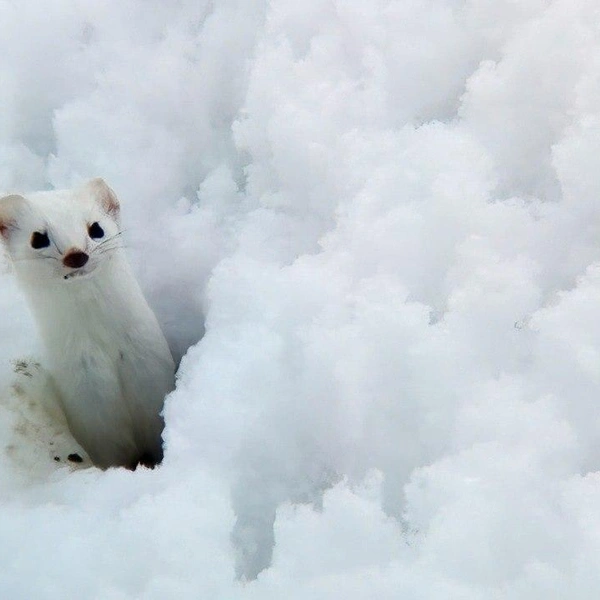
81,177,120,219
0,194,26,240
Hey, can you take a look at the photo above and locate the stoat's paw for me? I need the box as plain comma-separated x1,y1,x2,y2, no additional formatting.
1,357,91,477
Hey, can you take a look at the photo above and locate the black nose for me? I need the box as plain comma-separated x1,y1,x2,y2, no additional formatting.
63,251,89,269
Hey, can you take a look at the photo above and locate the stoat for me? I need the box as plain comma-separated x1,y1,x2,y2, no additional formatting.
0,178,175,469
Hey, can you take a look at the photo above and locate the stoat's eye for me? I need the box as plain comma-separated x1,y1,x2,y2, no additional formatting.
88,222,104,239
30,231,50,249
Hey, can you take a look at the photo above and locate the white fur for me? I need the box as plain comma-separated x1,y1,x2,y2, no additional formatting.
0,179,175,469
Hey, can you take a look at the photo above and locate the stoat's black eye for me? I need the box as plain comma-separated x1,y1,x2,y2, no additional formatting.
88,222,104,239
30,231,50,249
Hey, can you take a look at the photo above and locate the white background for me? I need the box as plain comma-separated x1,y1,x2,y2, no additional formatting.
1,1,600,597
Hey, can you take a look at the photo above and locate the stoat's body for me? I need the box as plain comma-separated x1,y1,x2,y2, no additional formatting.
0,178,175,469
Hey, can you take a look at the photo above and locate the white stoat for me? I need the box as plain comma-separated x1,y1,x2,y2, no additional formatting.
0,178,175,469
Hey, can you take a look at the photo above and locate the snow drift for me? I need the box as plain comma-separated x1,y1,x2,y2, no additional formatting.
1,0,600,597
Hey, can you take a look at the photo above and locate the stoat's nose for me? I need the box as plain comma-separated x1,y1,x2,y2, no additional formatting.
63,251,89,269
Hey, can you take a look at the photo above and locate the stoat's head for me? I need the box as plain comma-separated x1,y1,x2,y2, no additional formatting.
0,178,122,285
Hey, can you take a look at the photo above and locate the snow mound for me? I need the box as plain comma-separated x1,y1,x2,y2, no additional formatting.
2,1,600,597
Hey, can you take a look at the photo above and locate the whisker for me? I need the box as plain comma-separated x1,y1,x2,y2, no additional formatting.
93,244,127,257
92,232,126,255
99,245,127,253
94,240,126,251
11,255,59,263
95,231,124,248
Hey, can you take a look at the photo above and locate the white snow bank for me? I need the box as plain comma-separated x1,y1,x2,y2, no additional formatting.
2,0,600,597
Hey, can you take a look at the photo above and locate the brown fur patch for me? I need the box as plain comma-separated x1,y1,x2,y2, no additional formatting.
0,194,27,240
86,178,120,219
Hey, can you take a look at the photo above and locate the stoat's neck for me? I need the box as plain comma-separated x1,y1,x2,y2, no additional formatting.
19,254,157,358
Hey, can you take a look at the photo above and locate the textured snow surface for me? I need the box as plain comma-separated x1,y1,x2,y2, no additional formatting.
2,0,600,597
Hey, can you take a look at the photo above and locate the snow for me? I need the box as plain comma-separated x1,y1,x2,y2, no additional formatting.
1,0,600,597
